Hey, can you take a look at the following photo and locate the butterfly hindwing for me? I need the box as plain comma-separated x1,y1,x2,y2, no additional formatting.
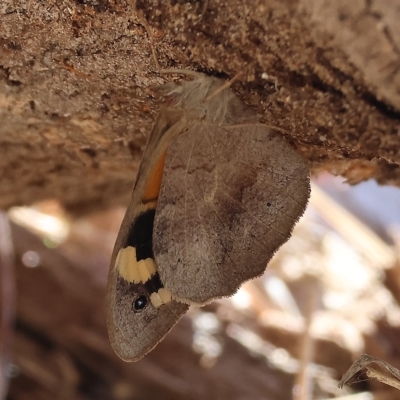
154,122,310,305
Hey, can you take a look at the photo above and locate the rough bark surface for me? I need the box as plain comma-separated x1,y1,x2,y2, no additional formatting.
1,0,399,212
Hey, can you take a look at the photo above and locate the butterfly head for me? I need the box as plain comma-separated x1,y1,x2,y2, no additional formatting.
156,72,247,124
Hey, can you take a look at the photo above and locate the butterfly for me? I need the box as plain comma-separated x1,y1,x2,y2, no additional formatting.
106,71,310,361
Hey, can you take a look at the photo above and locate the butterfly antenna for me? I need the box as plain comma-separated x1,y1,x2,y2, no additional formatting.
204,70,244,102
193,0,209,25
140,15,160,71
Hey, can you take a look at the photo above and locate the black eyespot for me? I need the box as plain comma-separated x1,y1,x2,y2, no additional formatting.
267,202,272,207
133,295,148,312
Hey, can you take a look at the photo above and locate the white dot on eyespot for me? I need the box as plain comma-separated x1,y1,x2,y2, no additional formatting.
21,251,41,268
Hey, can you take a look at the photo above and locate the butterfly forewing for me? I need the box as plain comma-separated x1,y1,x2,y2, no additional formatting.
107,264,188,361
106,108,189,362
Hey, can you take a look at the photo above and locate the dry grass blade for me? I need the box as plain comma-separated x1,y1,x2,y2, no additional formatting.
293,292,317,400
339,354,400,391
310,184,396,269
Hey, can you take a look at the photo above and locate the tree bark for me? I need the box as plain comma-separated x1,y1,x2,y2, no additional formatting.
1,0,399,213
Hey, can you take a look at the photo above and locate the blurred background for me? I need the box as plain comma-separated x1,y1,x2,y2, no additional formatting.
2,173,400,400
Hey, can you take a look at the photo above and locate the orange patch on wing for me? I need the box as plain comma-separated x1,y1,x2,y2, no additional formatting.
143,149,168,202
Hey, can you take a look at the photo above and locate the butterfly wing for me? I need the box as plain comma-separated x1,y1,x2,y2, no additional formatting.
107,258,188,361
154,123,310,305
107,109,189,362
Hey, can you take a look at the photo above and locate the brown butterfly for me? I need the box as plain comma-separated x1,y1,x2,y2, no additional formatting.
106,71,310,361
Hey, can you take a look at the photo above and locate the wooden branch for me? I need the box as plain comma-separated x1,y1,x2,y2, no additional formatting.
1,0,400,213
